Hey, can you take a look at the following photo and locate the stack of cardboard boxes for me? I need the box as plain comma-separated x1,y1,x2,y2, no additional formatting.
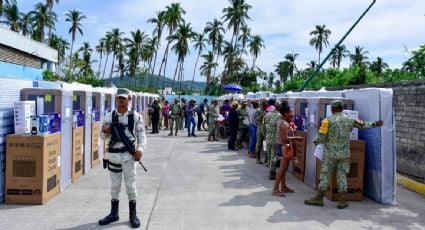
72,127,84,182
316,140,366,201
293,131,307,182
5,133,61,204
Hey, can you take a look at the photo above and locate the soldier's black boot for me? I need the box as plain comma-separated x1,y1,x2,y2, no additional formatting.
129,200,141,228
98,199,119,225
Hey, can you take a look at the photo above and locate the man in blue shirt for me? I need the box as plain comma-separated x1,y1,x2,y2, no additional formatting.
186,98,197,137
197,98,208,131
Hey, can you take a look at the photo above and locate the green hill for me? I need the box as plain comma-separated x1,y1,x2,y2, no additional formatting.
103,74,206,91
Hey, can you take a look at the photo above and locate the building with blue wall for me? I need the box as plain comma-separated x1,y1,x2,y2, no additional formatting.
0,26,58,81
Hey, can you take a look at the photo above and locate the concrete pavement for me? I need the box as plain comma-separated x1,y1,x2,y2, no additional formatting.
0,131,424,230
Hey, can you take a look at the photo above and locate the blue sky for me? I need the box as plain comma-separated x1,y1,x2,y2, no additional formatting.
19,0,425,82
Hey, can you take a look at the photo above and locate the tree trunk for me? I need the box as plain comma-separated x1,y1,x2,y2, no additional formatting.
251,56,256,70
98,53,103,76
171,60,180,91
109,54,116,87
102,53,109,79
161,43,171,90
318,51,321,66
213,50,219,77
190,51,201,92
156,40,170,89
69,40,74,79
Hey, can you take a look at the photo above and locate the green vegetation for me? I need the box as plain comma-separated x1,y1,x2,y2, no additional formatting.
1,0,423,94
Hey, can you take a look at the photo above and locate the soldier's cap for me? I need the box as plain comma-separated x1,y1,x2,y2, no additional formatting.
212,98,218,102
231,101,239,107
174,98,179,101
116,88,130,98
190,98,196,102
331,100,343,108
241,100,248,105
203,98,208,102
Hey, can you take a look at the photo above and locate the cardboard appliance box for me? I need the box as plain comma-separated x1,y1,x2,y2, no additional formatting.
72,127,84,182
292,131,307,182
6,133,61,204
315,140,365,201
14,101,36,134
91,122,101,168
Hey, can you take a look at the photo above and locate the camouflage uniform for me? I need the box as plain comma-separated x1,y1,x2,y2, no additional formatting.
237,107,249,148
254,108,266,162
316,113,376,193
208,104,219,139
264,110,281,172
169,103,182,136
305,100,380,208
179,102,186,130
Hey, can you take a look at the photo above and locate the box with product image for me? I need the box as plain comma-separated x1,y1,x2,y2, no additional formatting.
343,110,359,140
72,110,85,128
42,112,61,134
92,109,100,122
30,115,49,136
72,127,84,182
315,140,365,201
5,133,61,205
91,122,101,168
14,101,36,134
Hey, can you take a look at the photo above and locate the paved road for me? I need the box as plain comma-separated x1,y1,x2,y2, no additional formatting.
1,131,424,230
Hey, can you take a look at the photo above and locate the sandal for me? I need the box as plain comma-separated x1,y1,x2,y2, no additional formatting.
282,187,295,193
272,190,286,197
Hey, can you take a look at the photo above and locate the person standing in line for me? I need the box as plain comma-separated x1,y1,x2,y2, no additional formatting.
168,98,182,136
254,100,268,164
228,101,239,150
179,98,187,130
150,100,160,134
208,98,220,141
264,99,281,180
162,100,170,130
186,98,197,137
99,88,146,228
304,100,383,209
248,101,259,158
237,101,250,149
198,98,208,131
272,102,303,197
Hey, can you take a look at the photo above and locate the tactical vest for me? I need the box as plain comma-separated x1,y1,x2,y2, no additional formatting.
108,110,136,153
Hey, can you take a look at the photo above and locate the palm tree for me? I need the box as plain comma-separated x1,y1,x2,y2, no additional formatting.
204,19,225,77
275,53,298,83
65,9,86,68
125,29,148,78
350,46,370,67
306,60,317,71
238,25,251,58
190,32,207,91
147,11,166,77
79,53,96,77
30,3,57,42
48,34,69,73
45,0,59,39
309,24,331,64
222,40,243,84
248,34,265,69
114,43,126,80
200,51,218,86
222,0,252,48
18,12,32,36
0,0,7,18
102,33,112,79
204,18,225,53
157,3,186,89
170,22,195,90
107,28,124,82
370,57,388,75
1,0,19,32
95,38,106,75
78,42,92,57
330,45,348,68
